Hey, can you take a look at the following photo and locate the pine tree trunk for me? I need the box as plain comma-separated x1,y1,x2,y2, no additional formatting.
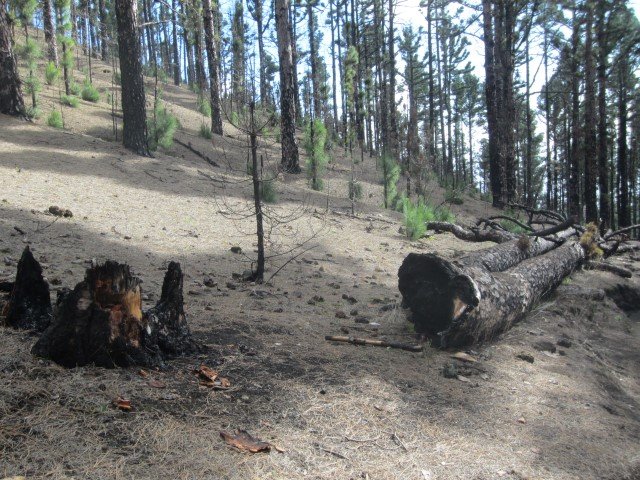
617,59,630,228
568,7,581,220
482,0,502,207
42,0,59,66
171,0,180,85
98,0,108,60
387,0,398,159
275,0,300,173
193,6,207,95
583,2,598,223
307,1,321,119
115,0,150,156
202,0,223,135
0,2,26,117
231,0,245,108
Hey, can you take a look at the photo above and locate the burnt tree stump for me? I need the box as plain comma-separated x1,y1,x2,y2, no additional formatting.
32,261,198,368
3,246,52,331
399,241,586,347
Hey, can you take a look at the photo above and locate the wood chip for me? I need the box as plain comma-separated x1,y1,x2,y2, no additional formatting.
450,352,478,363
220,430,271,453
112,396,132,411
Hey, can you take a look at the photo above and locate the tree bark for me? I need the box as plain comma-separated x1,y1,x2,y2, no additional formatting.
115,0,150,156
43,0,59,66
171,0,180,85
202,0,223,135
98,0,109,60
33,261,198,368
482,0,502,207
275,0,300,173
427,222,517,244
398,241,585,347
596,2,611,232
584,2,597,223
3,247,52,331
0,2,26,117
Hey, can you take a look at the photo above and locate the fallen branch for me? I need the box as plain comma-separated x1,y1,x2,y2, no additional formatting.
175,138,220,168
482,215,533,232
586,261,633,278
604,224,640,241
325,335,423,352
427,221,516,244
528,216,577,238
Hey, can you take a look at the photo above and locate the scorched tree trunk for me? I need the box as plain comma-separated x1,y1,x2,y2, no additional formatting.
0,1,26,117
115,0,150,156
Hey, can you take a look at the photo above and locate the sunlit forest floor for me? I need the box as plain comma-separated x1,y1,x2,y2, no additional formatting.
1,30,639,480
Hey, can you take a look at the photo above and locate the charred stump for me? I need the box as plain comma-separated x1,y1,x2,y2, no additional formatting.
3,247,52,331
145,261,199,356
398,242,586,347
32,261,198,368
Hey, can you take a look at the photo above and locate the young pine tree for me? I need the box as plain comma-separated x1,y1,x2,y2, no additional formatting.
304,119,328,191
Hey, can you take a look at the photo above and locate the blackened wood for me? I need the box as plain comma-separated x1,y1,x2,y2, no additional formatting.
275,0,300,173
4,247,52,331
0,2,26,117
145,262,199,355
33,261,197,368
428,221,517,244
115,0,150,156
325,335,423,352
398,242,585,347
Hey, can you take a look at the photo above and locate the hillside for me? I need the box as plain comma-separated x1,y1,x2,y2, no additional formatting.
1,39,640,480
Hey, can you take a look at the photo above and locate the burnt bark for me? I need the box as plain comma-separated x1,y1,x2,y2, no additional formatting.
0,2,26,117
202,0,223,135
43,0,59,66
32,261,198,368
427,222,517,244
398,241,585,347
3,247,52,331
275,0,300,173
115,0,150,156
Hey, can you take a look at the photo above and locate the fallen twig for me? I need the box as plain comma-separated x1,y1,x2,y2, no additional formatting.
175,138,220,168
586,261,633,278
325,335,423,352
604,224,640,241
529,216,577,238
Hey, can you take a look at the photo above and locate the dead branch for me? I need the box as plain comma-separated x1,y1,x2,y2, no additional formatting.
604,224,640,241
529,216,577,238
508,203,566,224
427,221,516,243
325,335,423,352
174,138,220,168
482,215,533,232
586,261,633,278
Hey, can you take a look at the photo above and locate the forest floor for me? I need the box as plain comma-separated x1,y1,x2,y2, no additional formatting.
1,36,640,480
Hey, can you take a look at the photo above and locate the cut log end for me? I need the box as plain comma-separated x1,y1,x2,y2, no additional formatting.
4,246,52,331
398,253,480,338
33,260,199,368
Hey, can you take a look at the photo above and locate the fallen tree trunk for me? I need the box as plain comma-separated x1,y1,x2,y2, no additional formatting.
2,246,52,331
451,227,577,273
32,261,199,368
427,222,517,244
398,241,586,347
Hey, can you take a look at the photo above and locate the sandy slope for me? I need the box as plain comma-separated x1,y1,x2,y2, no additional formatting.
0,40,639,480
